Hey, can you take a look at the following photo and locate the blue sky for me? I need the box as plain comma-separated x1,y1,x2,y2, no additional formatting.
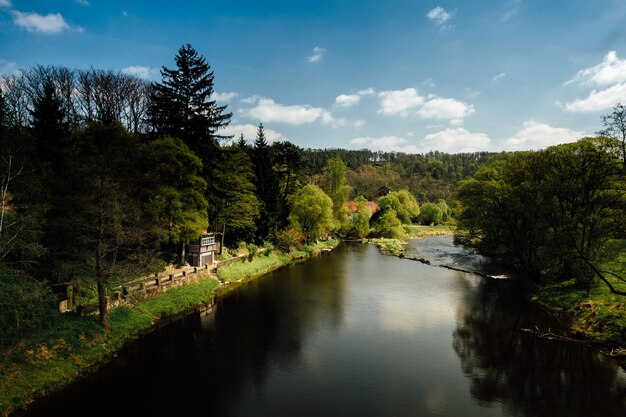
2,0,626,153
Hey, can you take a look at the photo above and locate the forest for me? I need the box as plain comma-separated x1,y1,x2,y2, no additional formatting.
0,44,485,344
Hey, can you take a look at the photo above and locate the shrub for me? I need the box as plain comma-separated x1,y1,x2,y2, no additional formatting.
276,227,305,252
247,243,259,262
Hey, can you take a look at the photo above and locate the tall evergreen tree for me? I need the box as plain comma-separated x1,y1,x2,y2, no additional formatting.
252,123,280,240
148,43,232,156
207,147,260,247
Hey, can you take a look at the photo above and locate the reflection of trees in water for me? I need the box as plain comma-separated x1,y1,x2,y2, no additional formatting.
23,250,348,417
199,250,349,415
453,278,626,417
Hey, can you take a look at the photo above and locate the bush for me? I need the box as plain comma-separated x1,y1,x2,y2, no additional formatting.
276,227,305,252
419,202,443,225
263,242,274,256
375,208,405,239
247,243,258,262
0,269,56,347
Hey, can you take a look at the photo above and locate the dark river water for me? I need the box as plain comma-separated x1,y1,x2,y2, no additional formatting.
22,237,626,417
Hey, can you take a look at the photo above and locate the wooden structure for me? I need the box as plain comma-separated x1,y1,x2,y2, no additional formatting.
187,232,218,267
371,185,392,201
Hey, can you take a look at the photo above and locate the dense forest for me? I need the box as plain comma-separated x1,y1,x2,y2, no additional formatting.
0,44,485,342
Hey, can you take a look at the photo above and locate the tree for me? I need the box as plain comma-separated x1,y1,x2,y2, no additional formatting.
374,208,404,239
378,190,419,224
419,202,443,225
252,123,280,240
320,157,352,215
350,196,371,238
288,185,334,243
148,44,231,155
142,137,208,265
598,103,626,171
206,146,260,247
65,123,150,328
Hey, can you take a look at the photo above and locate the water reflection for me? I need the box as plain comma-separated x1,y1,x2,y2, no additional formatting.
453,277,626,417
19,241,626,417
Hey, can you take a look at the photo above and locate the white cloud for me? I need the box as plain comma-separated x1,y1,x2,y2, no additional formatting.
568,51,626,86
504,120,585,150
212,91,239,103
492,72,507,82
75,0,90,5
358,87,376,96
121,65,157,80
334,94,361,108
377,88,475,121
417,97,475,119
0,0,11,8
449,118,464,126
240,95,261,104
350,135,418,153
562,83,626,113
221,124,287,143
307,46,327,63
12,11,72,34
427,6,452,28
352,119,366,128
240,96,345,127
419,128,491,153
378,88,424,116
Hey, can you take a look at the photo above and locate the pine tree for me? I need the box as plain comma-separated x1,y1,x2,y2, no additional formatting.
252,123,280,240
148,44,232,156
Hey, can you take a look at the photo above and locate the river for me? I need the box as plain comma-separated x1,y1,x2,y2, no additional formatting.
21,237,626,417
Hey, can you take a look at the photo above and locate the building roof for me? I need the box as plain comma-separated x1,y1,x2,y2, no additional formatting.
344,200,380,215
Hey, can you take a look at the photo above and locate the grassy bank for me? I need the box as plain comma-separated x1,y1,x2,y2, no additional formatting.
0,240,338,416
367,225,456,257
532,240,626,349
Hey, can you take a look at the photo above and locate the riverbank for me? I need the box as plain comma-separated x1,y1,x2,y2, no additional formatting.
369,225,456,256
0,240,338,417
532,280,626,354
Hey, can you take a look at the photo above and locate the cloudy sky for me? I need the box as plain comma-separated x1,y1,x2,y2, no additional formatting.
2,0,626,153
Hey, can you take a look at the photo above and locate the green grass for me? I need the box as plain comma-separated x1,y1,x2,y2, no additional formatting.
404,224,456,238
533,240,626,346
368,238,406,256
0,242,339,416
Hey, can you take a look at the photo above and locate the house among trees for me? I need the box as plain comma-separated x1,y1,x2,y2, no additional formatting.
371,185,392,201
187,232,218,267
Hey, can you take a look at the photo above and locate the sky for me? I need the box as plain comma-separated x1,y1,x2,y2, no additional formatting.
1,0,626,153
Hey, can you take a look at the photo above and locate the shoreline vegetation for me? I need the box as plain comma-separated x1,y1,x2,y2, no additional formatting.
369,224,456,256
0,240,338,417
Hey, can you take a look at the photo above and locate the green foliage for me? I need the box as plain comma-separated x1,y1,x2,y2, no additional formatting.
247,243,258,262
419,202,443,225
378,190,420,224
276,226,305,251
0,267,56,346
288,184,335,243
148,43,231,153
321,157,352,214
207,146,260,244
143,136,208,255
375,208,405,239
458,138,626,290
